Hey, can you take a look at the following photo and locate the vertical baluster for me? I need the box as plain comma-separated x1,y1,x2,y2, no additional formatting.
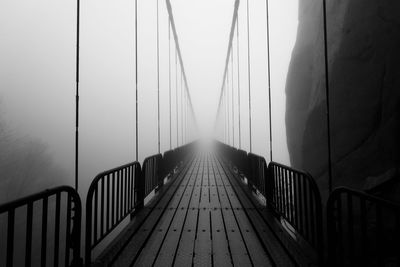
129,164,136,208
119,169,123,218
93,187,98,244
106,174,110,231
396,212,400,264
7,209,15,267
287,170,292,222
290,172,295,226
25,203,33,267
41,196,48,267
128,166,132,211
293,173,299,230
273,166,278,210
298,174,304,235
303,177,309,240
127,168,130,213
347,193,354,265
360,198,367,267
309,179,316,246
101,177,105,237
116,171,120,221
336,196,343,266
272,166,278,210
284,168,289,218
112,173,115,225
124,170,130,214
281,168,286,217
376,205,383,266
65,194,71,267
121,169,125,217
278,167,284,215
54,193,61,267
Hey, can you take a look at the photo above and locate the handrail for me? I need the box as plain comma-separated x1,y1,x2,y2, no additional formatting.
327,187,400,266
85,161,142,266
269,161,323,263
247,153,268,197
216,141,323,264
85,142,196,265
0,186,82,267
142,154,163,196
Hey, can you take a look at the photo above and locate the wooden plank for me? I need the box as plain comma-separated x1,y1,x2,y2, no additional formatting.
218,165,273,267
94,156,196,266
153,158,201,267
174,154,204,266
194,157,212,267
134,209,177,266
209,157,232,267
108,155,199,267
212,161,253,267
193,207,211,267
215,155,302,267
134,161,199,266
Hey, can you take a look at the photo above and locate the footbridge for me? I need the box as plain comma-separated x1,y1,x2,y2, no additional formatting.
0,0,399,266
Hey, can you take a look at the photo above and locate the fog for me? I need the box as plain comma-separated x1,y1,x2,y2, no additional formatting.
0,0,298,201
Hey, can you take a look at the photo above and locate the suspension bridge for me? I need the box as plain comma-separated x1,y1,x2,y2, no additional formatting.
1,0,399,266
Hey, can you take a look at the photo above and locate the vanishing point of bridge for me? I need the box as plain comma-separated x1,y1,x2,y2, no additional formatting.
1,0,399,267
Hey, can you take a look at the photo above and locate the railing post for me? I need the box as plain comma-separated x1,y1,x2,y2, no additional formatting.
133,166,144,219
157,154,164,190
265,163,274,210
70,192,83,267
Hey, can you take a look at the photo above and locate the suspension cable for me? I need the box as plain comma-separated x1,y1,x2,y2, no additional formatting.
184,89,187,143
246,0,252,153
75,0,80,191
175,48,179,147
237,15,241,150
181,68,184,145
266,0,272,161
323,0,333,192
156,0,160,154
166,0,198,132
227,73,230,145
214,0,239,138
135,0,139,161
224,90,226,142
231,46,235,147
168,20,172,150
225,90,228,143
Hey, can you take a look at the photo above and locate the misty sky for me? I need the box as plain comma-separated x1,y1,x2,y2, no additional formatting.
0,0,298,193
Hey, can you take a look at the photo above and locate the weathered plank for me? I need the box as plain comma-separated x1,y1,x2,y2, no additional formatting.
153,159,201,267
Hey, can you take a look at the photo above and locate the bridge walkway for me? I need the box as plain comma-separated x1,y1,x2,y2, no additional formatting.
95,151,301,267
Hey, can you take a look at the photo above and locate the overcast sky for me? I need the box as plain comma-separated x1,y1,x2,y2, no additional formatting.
0,0,298,192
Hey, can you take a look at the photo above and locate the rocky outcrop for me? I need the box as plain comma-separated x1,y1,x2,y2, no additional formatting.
285,0,400,200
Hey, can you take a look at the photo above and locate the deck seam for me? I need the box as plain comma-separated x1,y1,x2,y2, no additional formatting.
100,155,195,266
216,154,309,266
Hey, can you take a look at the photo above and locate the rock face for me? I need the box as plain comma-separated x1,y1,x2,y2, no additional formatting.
285,0,400,199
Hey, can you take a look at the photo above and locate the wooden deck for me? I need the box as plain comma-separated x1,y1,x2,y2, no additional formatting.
94,151,309,267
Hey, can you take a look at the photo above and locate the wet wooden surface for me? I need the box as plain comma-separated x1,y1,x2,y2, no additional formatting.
95,151,303,267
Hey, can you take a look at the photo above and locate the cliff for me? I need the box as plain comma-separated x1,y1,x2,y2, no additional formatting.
285,0,400,200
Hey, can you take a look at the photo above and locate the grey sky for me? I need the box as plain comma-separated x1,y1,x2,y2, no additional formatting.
0,0,298,192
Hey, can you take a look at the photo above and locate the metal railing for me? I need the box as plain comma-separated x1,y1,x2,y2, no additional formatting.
269,162,323,262
0,186,82,267
327,187,400,267
215,141,323,264
162,149,177,177
142,154,164,196
236,149,248,177
85,142,195,265
247,153,268,197
85,162,142,266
